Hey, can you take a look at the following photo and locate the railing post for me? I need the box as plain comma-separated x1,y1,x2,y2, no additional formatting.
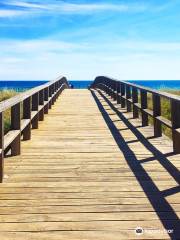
57,82,60,97
32,92,39,129
0,112,4,182
110,80,114,99
107,80,111,96
54,83,58,100
52,84,55,105
23,97,31,140
121,83,126,108
113,81,117,101
117,82,121,104
44,87,49,114
56,82,60,98
126,85,131,112
39,90,44,121
153,94,162,137
141,90,148,126
171,99,180,153
11,103,21,155
132,87,139,118
49,86,52,109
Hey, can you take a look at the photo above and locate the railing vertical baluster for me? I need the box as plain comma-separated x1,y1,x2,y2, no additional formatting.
141,90,148,126
57,81,60,90
54,83,57,98
32,92,39,129
39,90,44,121
49,86,52,109
57,81,62,97
121,83,126,108
92,76,180,154
108,79,111,96
56,82,60,99
54,83,58,100
111,80,114,99
132,87,139,118
171,99,180,153
109,80,112,97
113,81,117,101
153,94,162,137
0,77,69,183
117,82,121,104
108,81,112,97
44,87,49,114
0,112,4,182
126,85,131,112
23,97,31,140
52,84,55,105
11,103,21,155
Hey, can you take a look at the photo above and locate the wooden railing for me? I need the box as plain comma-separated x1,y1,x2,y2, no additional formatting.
0,76,69,182
92,76,180,153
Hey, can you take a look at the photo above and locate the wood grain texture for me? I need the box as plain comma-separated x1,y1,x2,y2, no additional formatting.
0,89,179,239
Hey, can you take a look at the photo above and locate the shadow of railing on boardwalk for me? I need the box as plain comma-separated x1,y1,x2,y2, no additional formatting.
91,89,180,240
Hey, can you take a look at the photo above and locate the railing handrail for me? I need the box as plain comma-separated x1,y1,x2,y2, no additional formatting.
92,75,180,154
95,76,180,101
0,76,67,113
0,75,69,182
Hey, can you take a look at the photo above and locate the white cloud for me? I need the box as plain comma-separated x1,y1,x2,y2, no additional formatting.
0,0,152,18
7,1,49,9
0,38,180,80
101,41,180,53
1,51,180,80
0,39,90,56
0,9,27,17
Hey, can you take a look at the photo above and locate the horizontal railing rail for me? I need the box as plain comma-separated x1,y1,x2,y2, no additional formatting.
91,76,180,153
0,76,69,182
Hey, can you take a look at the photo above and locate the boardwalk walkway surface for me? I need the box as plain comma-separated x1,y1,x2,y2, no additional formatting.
0,89,179,239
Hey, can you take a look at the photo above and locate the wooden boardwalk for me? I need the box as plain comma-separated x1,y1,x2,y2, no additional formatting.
0,89,179,239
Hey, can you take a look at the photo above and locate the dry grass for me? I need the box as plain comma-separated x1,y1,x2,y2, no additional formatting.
0,89,17,102
0,88,180,138
0,89,18,133
147,89,180,138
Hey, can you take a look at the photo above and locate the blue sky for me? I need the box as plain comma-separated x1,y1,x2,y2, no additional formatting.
0,0,180,80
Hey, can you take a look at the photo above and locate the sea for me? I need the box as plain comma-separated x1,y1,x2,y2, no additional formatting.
0,80,180,91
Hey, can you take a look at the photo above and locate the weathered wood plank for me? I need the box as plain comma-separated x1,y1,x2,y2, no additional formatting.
0,89,179,239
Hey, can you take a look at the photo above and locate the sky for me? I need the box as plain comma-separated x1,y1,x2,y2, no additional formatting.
0,0,180,80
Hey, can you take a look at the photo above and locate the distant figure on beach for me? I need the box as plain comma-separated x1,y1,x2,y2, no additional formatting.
71,84,74,89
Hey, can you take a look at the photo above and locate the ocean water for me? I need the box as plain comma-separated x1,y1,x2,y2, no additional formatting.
0,80,48,91
0,80,180,91
69,80,92,89
129,80,180,90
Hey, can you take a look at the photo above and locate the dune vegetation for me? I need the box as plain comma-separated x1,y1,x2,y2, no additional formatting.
147,90,180,138
0,88,180,138
0,89,18,133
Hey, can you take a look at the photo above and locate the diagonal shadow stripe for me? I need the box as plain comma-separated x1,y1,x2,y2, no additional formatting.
91,89,180,239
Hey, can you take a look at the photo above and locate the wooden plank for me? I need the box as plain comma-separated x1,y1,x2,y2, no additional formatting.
0,89,179,239
31,111,38,120
4,130,20,150
0,212,178,222
22,97,31,140
0,231,172,240
156,116,172,128
21,119,30,131
0,203,179,214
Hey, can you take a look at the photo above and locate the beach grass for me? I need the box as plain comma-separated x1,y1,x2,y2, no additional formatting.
146,89,180,138
0,89,18,133
0,88,180,139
